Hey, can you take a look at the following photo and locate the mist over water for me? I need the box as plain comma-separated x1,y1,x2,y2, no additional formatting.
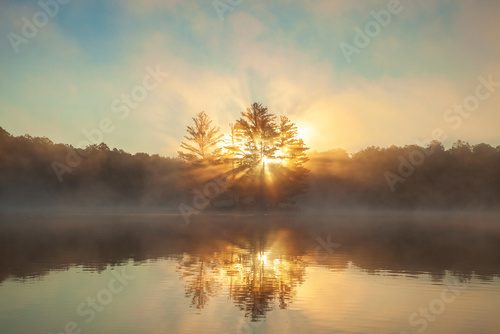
1,212,500,333
2,0,500,332
2,116,500,334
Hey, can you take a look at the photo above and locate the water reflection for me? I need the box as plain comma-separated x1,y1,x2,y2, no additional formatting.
1,212,500,321
177,243,306,320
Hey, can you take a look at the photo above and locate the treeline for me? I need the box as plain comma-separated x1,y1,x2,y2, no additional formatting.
306,141,500,209
0,126,183,207
1,126,500,209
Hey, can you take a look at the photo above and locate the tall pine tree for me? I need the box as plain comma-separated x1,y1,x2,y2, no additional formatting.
178,112,223,164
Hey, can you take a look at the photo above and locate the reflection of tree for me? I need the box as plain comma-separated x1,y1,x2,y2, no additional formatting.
229,249,306,321
177,255,223,309
176,244,306,320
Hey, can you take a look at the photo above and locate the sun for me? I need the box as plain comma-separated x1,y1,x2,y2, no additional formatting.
296,122,311,142
263,156,279,166
262,151,285,167
257,251,269,266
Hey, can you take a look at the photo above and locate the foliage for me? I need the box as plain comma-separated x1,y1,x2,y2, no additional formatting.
0,127,182,207
179,103,310,208
306,142,500,208
234,103,279,167
2,122,500,210
178,111,224,164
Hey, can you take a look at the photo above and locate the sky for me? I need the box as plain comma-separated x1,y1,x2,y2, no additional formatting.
1,0,500,155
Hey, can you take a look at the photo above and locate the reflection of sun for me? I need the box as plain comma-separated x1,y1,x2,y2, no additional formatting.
257,251,269,266
177,238,308,319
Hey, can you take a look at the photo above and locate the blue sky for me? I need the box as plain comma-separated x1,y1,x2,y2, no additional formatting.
1,0,500,155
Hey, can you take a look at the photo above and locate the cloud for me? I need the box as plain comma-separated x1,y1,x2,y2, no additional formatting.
118,0,186,14
1,0,500,155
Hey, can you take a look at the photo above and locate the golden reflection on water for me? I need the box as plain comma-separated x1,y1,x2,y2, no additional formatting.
2,214,500,333
177,239,306,320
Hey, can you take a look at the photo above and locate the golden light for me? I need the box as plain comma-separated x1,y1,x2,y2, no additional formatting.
262,156,282,167
177,241,308,317
296,122,311,142
257,251,269,266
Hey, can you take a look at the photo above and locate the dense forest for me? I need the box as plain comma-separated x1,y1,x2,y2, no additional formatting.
306,141,500,209
1,122,500,210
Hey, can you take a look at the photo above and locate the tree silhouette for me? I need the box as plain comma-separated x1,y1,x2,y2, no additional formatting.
175,245,306,320
276,115,308,167
235,103,278,168
227,105,310,207
4,116,500,210
178,112,224,164
224,123,242,168
177,256,221,309
252,116,309,206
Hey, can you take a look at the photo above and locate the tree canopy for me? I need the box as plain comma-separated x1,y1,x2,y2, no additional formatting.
178,111,224,164
178,103,310,208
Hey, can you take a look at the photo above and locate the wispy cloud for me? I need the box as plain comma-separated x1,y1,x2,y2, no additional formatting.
1,0,500,155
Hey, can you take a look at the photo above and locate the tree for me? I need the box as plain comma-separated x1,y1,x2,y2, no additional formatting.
224,123,242,169
0,127,10,139
276,116,308,167
256,116,310,206
176,105,311,208
228,104,310,208
235,103,278,168
233,103,278,207
178,112,224,164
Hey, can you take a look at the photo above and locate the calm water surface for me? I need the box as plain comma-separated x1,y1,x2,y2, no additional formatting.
1,212,500,334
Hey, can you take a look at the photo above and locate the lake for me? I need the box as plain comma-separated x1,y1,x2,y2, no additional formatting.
1,211,500,334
